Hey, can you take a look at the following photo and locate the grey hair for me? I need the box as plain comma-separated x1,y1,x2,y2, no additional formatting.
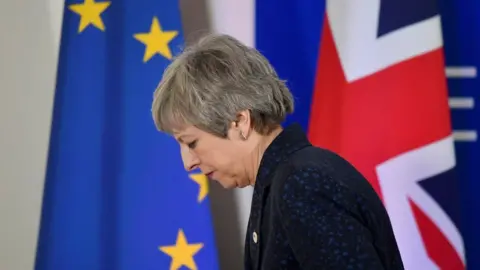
151,33,294,138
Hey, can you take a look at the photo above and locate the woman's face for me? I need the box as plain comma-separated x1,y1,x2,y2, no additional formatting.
172,124,255,189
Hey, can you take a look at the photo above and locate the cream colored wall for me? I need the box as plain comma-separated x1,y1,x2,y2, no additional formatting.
0,0,60,269
0,0,254,269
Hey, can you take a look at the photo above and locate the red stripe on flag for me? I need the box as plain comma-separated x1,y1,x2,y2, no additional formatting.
308,18,453,199
410,199,464,269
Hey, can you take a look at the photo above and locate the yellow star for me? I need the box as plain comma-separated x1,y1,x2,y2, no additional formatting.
189,173,209,203
159,229,204,270
133,17,178,62
68,0,111,33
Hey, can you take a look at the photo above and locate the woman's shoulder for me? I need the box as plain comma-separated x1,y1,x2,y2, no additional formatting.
270,145,380,215
278,144,366,186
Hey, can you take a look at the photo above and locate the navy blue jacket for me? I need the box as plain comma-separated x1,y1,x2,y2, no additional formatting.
244,123,404,269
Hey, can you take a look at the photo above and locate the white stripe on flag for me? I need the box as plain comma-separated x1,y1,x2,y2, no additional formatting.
376,135,464,269
453,130,478,142
449,97,475,109
446,67,477,78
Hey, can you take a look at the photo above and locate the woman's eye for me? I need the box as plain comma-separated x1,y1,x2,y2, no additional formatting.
187,140,198,149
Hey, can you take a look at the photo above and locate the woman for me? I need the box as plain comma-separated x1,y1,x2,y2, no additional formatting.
151,33,404,269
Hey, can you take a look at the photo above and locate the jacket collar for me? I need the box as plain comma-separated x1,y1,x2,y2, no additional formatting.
254,123,311,189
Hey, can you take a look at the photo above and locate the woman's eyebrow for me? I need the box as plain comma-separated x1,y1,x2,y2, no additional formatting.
176,134,193,143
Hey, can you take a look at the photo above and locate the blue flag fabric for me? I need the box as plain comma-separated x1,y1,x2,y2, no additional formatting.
255,0,325,131
438,0,480,268
35,0,219,269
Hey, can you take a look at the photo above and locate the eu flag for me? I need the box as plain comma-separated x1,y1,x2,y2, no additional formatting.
35,0,220,269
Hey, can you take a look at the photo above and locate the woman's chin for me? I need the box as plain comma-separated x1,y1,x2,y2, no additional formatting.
235,182,250,189
220,181,238,189
215,178,240,189
213,176,250,189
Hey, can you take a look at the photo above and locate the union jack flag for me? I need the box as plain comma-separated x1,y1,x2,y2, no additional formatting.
307,1,466,269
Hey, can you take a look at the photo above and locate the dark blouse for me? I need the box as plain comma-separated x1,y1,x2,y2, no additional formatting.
244,123,404,270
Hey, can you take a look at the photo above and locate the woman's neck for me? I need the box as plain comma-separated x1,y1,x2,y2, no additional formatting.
247,126,283,186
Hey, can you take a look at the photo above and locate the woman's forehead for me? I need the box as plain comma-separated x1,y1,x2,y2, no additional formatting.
172,125,201,139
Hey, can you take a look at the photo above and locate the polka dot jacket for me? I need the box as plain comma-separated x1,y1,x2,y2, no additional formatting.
243,123,404,270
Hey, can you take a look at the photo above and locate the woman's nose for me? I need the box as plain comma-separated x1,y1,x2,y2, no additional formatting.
180,146,200,172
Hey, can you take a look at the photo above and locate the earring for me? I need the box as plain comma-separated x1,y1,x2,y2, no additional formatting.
240,131,247,140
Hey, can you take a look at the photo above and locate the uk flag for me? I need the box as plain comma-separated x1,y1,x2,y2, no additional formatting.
307,0,466,269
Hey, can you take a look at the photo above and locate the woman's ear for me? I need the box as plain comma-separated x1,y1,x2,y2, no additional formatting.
233,109,251,140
